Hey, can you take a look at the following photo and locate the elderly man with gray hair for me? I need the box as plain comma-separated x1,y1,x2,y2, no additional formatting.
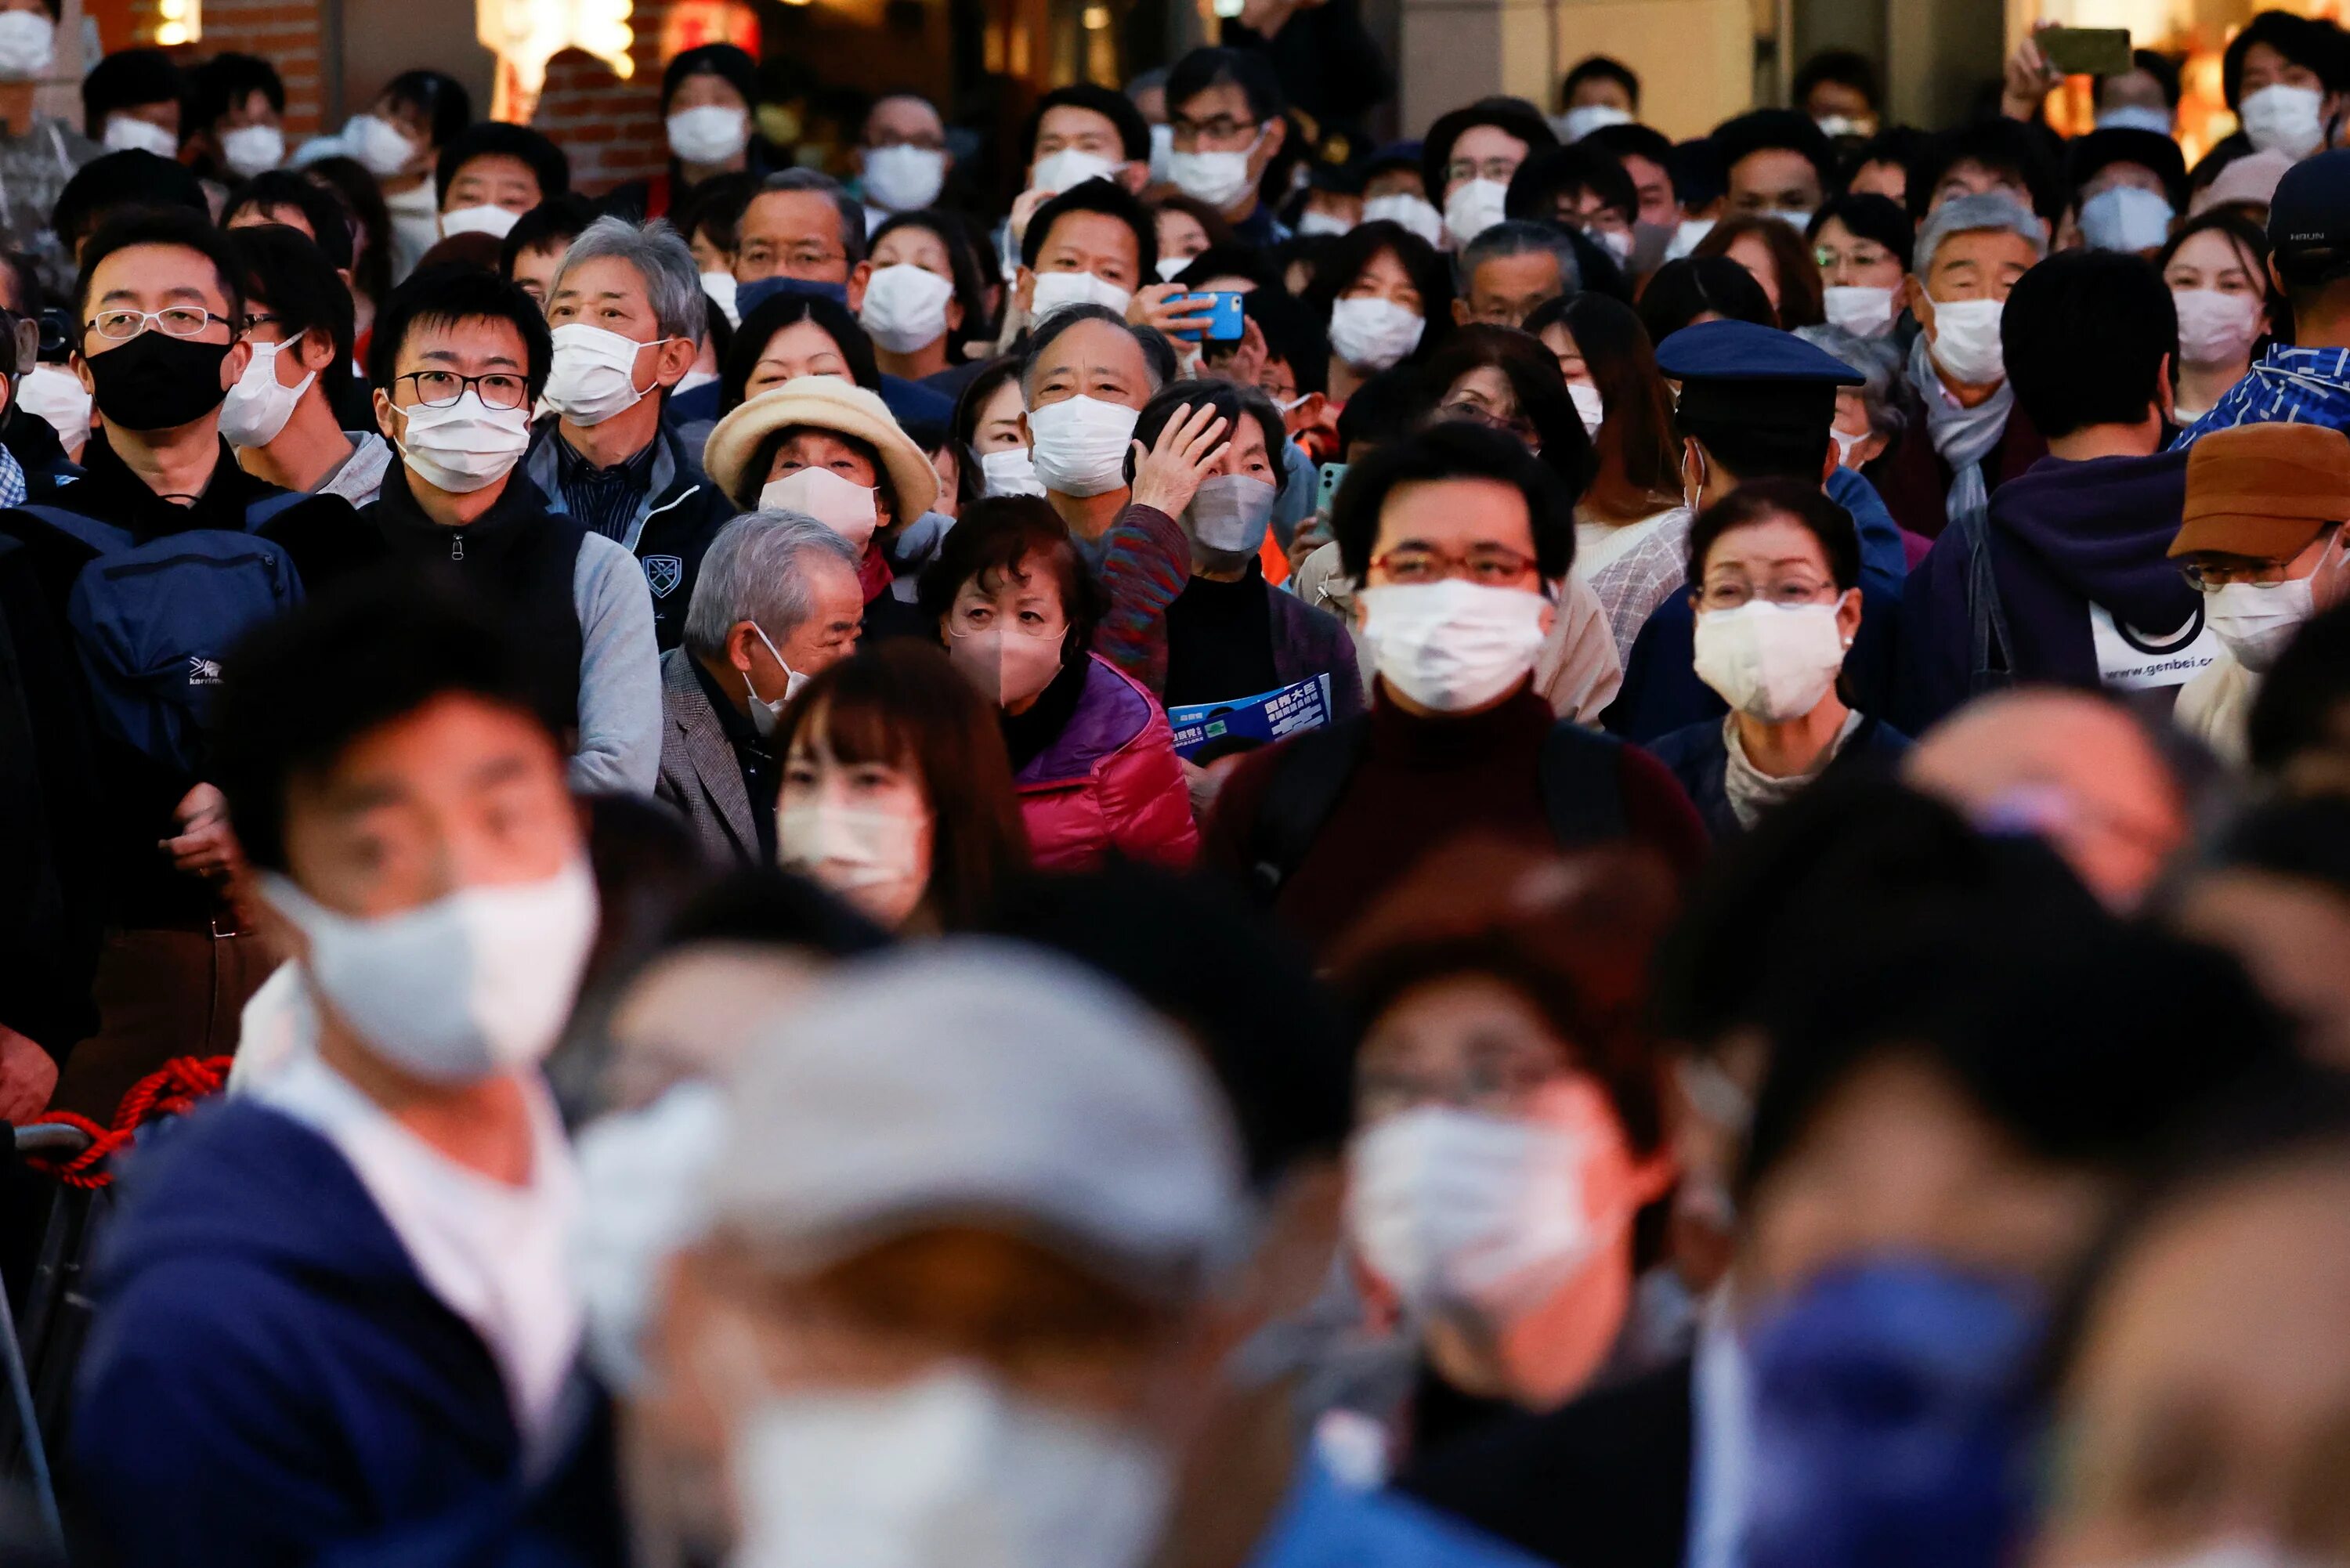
524,214,741,651
659,510,866,865
1452,219,1582,328
1875,190,2051,540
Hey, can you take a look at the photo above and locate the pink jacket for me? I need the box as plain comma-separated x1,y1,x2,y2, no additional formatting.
1015,656,1199,871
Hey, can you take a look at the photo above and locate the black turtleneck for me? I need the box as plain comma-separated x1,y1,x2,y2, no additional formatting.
1000,655,1090,775
1163,562,1277,709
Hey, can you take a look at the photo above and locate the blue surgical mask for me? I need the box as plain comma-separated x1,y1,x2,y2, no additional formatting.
736,275,852,318
1743,1259,2043,1568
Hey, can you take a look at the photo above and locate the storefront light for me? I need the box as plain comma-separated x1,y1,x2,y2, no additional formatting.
156,0,199,46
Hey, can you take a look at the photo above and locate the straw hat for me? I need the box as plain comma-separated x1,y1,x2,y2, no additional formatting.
702,375,940,518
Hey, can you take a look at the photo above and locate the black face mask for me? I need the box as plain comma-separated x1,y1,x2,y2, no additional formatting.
85,330,232,432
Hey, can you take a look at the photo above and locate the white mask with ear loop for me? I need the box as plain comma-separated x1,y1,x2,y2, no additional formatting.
761,464,882,550
742,622,804,739
219,332,316,449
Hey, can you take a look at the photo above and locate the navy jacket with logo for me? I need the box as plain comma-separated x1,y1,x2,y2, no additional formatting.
524,416,736,652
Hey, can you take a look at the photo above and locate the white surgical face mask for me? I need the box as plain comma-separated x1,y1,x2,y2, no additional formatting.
260,858,598,1084
1154,254,1194,282
1443,178,1511,247
395,390,533,494
1358,580,1547,710
570,1081,726,1393
103,115,178,159
1026,394,1140,497
1361,192,1444,247
221,122,286,179
1029,267,1133,323
732,1365,1172,1568
2096,104,2175,135
2240,81,2326,160
859,262,956,352
1029,148,1122,195
345,112,418,178
1821,283,1898,338
1759,208,1815,233
544,322,665,428
20,362,90,448
1148,121,1175,184
1556,103,1632,143
1691,599,1850,721
0,11,54,81
667,104,749,166
2207,576,2317,672
1813,114,1874,139
2080,185,2175,252
219,334,316,450
1593,226,1635,263
702,269,741,328
1188,472,1278,554
1568,381,1605,435
776,800,928,921
1297,208,1355,238
1663,217,1717,261
761,464,880,551
442,203,522,240
865,143,949,213
1927,295,2007,386
1328,296,1425,372
742,621,803,737
947,623,1065,708
1169,135,1263,211
1831,425,1868,468
1346,1104,1607,1318
980,445,1046,497
2174,287,2265,367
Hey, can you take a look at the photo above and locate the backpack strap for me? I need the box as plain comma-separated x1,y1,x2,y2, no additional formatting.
1956,508,2015,695
13,503,132,556
1536,721,1629,847
1244,714,1373,906
242,490,309,533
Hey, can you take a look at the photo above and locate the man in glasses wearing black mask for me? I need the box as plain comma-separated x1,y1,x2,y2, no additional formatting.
0,206,365,1132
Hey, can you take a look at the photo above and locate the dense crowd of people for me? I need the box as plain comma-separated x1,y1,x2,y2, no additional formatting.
0,4,2346,1565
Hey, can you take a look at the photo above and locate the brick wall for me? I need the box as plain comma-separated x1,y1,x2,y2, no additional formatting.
530,0,679,195
121,0,326,137
109,0,737,196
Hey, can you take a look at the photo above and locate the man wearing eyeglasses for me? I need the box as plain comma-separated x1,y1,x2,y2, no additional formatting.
0,208,363,1127
2168,422,2350,767
1164,48,1290,249
1206,421,1705,953
360,263,661,800
733,167,866,306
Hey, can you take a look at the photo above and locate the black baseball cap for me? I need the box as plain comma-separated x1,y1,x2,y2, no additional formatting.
2269,149,2350,286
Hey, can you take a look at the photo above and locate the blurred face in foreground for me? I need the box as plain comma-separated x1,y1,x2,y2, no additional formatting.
2035,1149,2350,1568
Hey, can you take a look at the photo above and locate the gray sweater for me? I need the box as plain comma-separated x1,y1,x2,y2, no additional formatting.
570,532,663,796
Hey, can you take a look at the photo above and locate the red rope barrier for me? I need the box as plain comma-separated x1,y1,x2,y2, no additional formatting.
21,1056,233,1189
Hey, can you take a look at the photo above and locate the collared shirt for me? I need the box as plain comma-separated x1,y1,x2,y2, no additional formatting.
2175,345,2350,447
691,652,779,862
552,428,660,544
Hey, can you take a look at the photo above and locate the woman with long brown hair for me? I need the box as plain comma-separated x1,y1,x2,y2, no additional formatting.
1527,293,1693,659
769,640,1031,933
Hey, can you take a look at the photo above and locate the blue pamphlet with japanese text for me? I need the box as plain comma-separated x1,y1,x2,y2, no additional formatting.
1168,674,1335,762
